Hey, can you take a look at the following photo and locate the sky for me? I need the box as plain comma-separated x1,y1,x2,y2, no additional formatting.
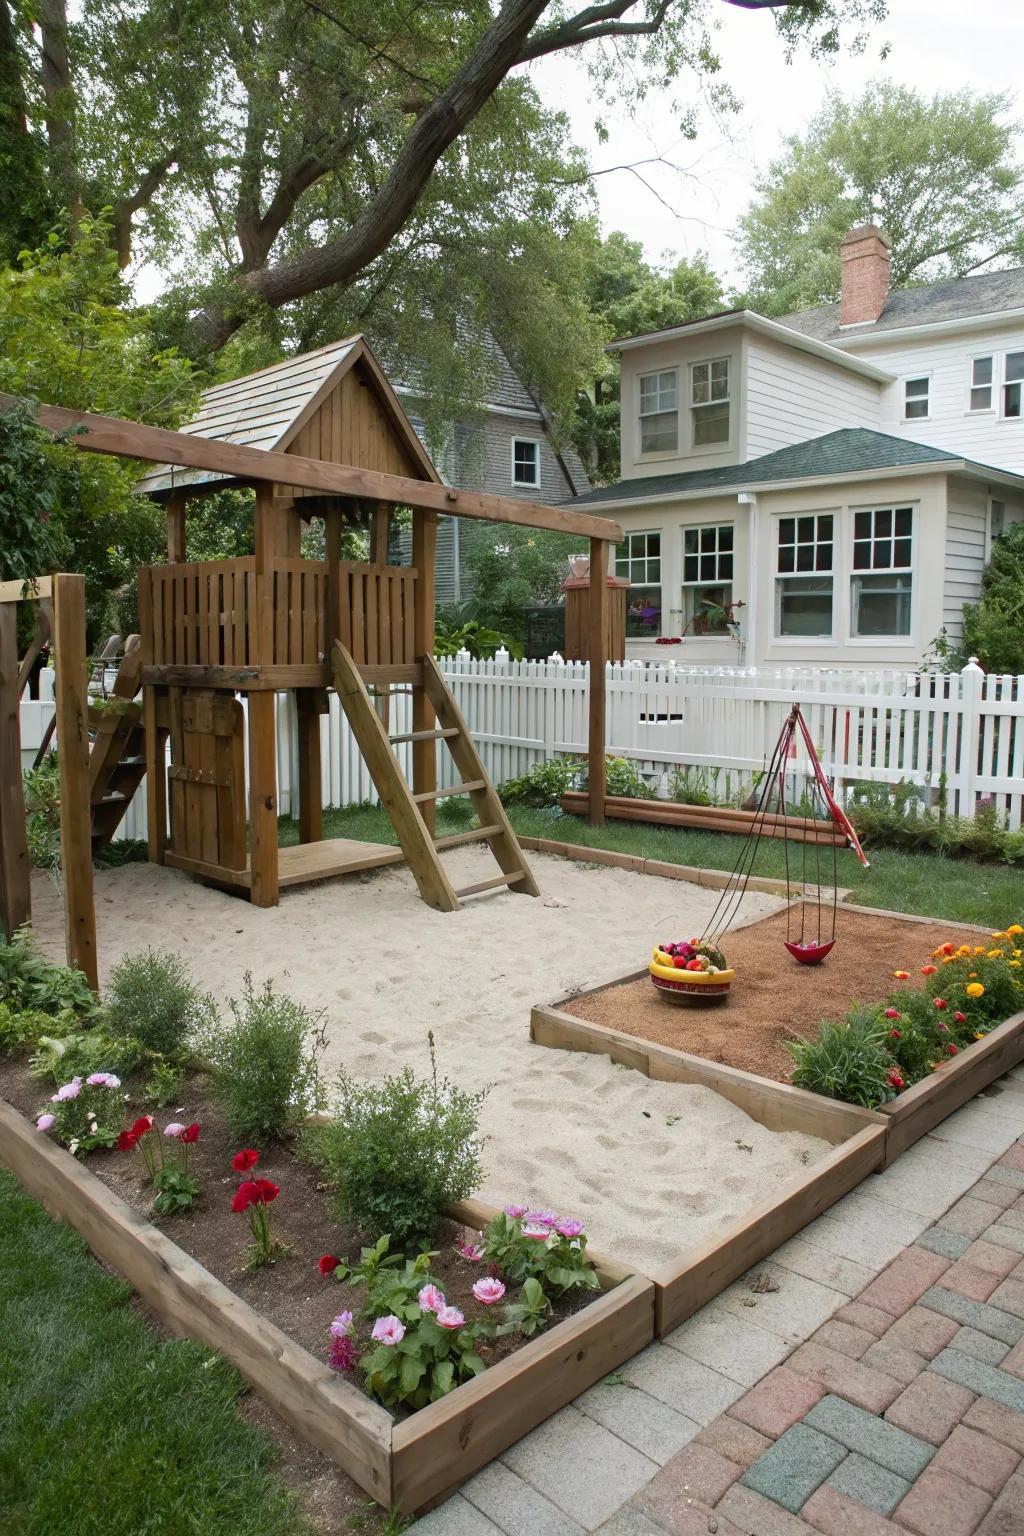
527,0,1022,293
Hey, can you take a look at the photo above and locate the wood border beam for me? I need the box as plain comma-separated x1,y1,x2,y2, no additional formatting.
0,395,623,543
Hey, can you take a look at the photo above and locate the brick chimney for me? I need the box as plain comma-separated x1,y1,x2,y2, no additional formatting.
839,225,891,326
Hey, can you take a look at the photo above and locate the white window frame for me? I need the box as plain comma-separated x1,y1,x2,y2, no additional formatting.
689,356,731,450
773,512,835,642
968,354,995,414
638,369,679,455
902,375,930,422
849,505,915,642
615,529,663,638
511,436,540,487
1001,352,1024,421
682,522,734,636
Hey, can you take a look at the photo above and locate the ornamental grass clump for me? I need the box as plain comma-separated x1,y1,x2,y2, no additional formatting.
305,1033,485,1246
104,948,214,1060
787,1008,894,1109
200,975,326,1144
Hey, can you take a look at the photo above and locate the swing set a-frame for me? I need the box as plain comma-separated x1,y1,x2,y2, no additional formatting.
0,339,622,973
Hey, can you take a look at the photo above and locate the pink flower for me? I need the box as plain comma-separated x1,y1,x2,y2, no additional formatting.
503,1203,528,1219
418,1283,446,1314
86,1072,121,1088
36,1113,56,1132
330,1311,354,1338
526,1209,557,1227
883,1009,901,1021
457,1241,483,1262
53,1077,82,1102
329,1334,358,1373
472,1277,506,1305
555,1218,585,1240
436,1306,465,1330
522,1222,551,1241
164,1122,186,1138
371,1315,405,1346
937,1021,949,1033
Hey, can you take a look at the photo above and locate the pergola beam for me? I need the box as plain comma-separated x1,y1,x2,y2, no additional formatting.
0,394,623,544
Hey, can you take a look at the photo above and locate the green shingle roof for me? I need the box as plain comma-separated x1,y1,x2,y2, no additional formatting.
570,428,965,506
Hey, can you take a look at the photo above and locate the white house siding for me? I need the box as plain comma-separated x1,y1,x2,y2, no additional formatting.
847,320,1024,474
942,478,990,644
743,336,881,458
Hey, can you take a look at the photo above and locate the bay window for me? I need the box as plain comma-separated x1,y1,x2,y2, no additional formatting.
615,531,662,636
683,523,733,633
775,514,834,637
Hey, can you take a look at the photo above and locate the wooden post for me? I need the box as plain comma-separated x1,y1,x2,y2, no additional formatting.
296,691,323,845
51,574,99,989
370,503,392,733
0,599,30,937
588,538,608,828
137,566,168,865
166,491,187,562
411,510,437,836
324,504,341,652
254,485,296,573
248,689,279,906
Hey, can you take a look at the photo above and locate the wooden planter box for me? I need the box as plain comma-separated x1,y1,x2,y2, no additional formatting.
530,986,888,1337
0,1096,653,1514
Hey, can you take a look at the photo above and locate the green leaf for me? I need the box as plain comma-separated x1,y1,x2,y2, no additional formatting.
460,1353,487,1377
432,1359,455,1396
399,1354,426,1396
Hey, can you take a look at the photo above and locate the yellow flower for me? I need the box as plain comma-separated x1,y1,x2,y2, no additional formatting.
974,1031,985,1040
966,982,985,998
1014,949,1022,958
957,945,972,957
1008,924,1023,936
992,931,1008,941
974,946,986,955
942,955,955,964
1011,960,1021,969
987,949,1005,959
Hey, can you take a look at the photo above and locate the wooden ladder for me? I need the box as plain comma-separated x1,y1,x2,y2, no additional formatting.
331,641,539,911
88,637,147,853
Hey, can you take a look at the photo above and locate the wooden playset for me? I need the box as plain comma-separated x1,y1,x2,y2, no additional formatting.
0,338,622,928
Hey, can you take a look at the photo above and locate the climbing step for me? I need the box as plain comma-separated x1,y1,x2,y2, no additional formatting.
454,872,527,899
412,779,485,803
389,727,459,745
433,824,502,852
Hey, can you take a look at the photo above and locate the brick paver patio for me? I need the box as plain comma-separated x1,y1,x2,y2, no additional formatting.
415,1069,1024,1534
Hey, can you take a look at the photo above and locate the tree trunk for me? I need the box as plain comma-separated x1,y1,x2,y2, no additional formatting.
38,0,82,227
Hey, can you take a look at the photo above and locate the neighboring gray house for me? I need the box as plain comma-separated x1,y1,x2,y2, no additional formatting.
395,339,590,603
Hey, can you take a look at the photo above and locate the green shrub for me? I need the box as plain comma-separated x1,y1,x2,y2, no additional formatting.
668,766,722,806
23,755,62,871
592,756,656,800
201,975,326,1144
879,990,947,1082
787,1007,894,1109
0,1003,54,1054
0,929,96,1017
104,949,214,1060
500,756,579,808
29,1027,146,1085
304,1035,486,1246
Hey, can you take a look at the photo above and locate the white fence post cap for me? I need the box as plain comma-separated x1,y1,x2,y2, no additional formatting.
547,650,563,663
961,657,985,675
456,646,472,659
493,645,509,661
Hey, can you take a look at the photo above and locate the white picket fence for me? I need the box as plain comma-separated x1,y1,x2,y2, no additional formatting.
18,657,1024,839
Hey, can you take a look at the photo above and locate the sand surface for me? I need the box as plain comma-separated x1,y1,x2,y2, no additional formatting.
28,851,829,1269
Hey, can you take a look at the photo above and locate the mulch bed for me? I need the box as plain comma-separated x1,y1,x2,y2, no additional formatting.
562,907,986,1084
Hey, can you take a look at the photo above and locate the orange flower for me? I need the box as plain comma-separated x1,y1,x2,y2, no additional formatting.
921,964,938,976
892,970,910,980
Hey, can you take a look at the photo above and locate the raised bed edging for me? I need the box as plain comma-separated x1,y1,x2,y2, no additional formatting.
0,1096,653,1515
530,998,888,1336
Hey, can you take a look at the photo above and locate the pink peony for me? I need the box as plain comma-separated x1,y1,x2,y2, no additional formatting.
163,1122,186,1138
503,1203,528,1219
457,1241,484,1262
436,1306,465,1330
526,1209,557,1227
555,1218,585,1240
472,1277,506,1305
86,1072,121,1088
418,1283,446,1314
330,1310,354,1338
522,1222,551,1241
53,1077,82,1102
36,1113,56,1132
371,1315,405,1346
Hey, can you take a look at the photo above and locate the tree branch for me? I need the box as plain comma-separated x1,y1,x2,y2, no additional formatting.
113,152,177,268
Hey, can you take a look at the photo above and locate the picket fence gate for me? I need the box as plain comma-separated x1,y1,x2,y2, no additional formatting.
18,656,1024,842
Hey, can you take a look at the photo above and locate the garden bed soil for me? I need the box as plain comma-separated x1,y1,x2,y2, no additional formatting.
0,1060,591,1372
562,906,985,1084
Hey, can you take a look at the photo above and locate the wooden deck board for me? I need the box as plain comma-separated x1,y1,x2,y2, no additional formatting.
276,837,406,887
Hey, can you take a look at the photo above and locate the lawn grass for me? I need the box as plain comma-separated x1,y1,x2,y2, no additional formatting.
0,1169,310,1536
282,801,1021,930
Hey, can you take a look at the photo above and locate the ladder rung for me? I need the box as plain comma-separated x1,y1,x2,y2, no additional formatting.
389,727,460,745
433,824,501,852
413,779,485,804
455,871,527,899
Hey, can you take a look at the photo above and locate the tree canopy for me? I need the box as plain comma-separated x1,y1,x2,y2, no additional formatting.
737,83,1024,317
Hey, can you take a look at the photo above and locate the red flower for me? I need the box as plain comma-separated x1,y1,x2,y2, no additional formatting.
890,1029,901,1039
232,1149,259,1172
933,997,948,1010
954,1011,967,1023
318,1255,340,1276
887,1069,906,1091
232,1181,258,1213
921,965,938,976
253,1178,279,1204
180,1123,201,1144
884,1008,901,1020
116,1129,139,1152
130,1115,155,1138
946,1044,959,1055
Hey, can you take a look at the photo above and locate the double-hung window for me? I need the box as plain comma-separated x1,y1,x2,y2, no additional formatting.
691,358,730,446
1003,353,1024,418
682,524,733,633
615,531,662,636
903,377,929,420
775,514,834,637
851,507,914,637
969,356,994,412
639,370,678,453
512,438,539,487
